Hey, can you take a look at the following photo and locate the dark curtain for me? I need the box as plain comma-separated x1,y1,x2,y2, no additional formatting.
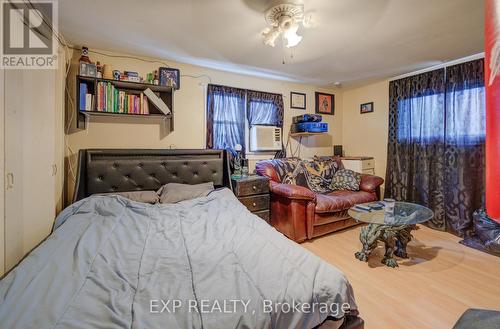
247,90,284,127
206,84,246,154
385,59,485,236
444,60,485,235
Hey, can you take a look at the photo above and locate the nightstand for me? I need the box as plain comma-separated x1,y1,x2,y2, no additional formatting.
231,175,270,222
341,156,375,175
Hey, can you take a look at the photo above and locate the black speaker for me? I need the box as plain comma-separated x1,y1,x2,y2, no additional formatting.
333,145,343,157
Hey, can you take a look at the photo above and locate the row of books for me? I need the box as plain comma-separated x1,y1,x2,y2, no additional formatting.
79,82,150,114
95,81,150,114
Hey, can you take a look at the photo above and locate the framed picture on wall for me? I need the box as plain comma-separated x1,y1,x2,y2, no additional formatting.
360,102,374,114
290,92,306,109
159,67,180,90
315,92,335,115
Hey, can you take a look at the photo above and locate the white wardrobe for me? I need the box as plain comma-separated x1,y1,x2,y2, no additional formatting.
1,68,62,275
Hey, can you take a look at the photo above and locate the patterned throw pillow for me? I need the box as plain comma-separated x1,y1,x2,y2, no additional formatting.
312,156,341,179
267,158,301,182
281,158,340,194
330,169,362,191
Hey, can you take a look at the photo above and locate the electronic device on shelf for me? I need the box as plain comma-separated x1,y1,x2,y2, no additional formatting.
292,114,322,124
334,145,343,156
290,122,328,133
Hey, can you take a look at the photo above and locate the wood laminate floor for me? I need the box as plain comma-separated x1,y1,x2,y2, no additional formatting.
302,225,500,329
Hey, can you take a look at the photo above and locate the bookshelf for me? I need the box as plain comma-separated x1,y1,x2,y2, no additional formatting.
76,75,174,129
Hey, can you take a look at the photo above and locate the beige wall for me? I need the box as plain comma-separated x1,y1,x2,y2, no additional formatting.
65,48,342,201
341,80,389,195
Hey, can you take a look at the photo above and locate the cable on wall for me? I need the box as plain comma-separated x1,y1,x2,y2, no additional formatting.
181,74,213,83
68,46,173,68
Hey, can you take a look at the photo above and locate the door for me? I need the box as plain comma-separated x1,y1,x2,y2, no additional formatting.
0,69,4,276
4,69,56,271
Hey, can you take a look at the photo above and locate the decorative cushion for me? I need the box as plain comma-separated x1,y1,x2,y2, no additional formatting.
312,156,341,179
280,158,340,194
157,182,214,204
268,158,301,182
330,169,361,191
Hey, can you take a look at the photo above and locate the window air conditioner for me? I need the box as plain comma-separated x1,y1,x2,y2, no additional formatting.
250,125,282,151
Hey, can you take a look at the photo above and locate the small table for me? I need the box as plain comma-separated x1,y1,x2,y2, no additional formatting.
348,202,434,268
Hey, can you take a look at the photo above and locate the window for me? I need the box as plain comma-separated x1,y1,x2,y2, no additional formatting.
211,91,246,152
206,84,283,154
397,86,485,145
397,93,445,143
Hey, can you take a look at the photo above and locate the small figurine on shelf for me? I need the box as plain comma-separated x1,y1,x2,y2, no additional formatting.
112,70,121,80
146,73,154,84
153,70,159,85
96,61,103,78
79,46,91,63
231,144,244,179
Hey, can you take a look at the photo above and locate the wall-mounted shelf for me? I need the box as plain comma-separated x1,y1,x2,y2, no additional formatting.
76,75,174,130
289,132,325,137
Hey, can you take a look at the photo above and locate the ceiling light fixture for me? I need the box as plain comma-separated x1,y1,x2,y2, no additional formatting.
262,3,305,48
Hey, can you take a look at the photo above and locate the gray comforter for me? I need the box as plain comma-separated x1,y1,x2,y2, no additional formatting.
0,188,357,329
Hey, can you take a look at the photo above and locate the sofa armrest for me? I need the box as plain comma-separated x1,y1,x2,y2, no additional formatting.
359,174,384,194
270,181,316,201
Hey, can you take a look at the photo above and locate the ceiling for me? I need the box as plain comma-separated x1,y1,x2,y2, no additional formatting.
58,0,484,87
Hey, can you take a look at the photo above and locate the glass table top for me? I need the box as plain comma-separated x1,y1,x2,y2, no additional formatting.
348,201,434,226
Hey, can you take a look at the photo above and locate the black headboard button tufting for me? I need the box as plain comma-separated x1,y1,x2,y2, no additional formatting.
73,149,231,203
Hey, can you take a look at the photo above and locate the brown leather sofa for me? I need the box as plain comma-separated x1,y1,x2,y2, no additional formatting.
256,158,384,242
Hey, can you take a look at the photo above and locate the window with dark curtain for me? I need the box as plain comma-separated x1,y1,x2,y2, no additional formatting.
247,90,284,127
385,59,485,236
206,84,246,154
206,85,284,155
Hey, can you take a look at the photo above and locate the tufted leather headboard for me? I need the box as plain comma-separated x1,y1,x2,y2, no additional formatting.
73,149,231,202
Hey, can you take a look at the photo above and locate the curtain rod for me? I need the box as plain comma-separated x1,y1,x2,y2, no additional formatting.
390,53,485,81
208,83,283,97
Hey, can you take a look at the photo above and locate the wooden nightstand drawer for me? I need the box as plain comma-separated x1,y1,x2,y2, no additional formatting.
361,159,375,170
238,194,270,212
232,176,269,197
253,210,270,222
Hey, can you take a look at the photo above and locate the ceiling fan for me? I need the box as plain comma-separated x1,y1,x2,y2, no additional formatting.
262,3,312,48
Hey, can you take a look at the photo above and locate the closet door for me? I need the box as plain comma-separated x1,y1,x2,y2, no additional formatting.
4,69,56,271
0,69,4,276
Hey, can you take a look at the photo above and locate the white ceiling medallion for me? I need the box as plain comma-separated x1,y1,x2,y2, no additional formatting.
262,3,305,48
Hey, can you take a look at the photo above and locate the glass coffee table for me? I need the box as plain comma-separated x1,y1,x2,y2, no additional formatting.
348,201,434,268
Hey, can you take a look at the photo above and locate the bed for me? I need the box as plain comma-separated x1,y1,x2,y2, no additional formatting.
0,149,364,329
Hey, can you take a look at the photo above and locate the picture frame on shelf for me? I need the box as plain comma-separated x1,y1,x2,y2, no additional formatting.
290,92,306,109
360,102,374,114
159,67,180,90
315,92,335,115
79,62,97,77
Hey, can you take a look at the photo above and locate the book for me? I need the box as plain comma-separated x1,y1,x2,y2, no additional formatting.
85,94,92,111
79,83,87,111
143,96,149,114
144,88,171,115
